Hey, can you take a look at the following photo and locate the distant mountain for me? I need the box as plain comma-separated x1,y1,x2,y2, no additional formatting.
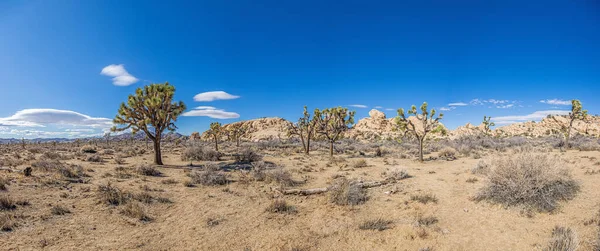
0,132,187,144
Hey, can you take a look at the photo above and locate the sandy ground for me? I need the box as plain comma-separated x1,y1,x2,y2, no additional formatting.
1,144,599,251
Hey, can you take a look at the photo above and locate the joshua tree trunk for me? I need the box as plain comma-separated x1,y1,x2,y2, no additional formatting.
153,139,163,165
565,120,574,149
214,136,219,152
306,138,311,155
329,140,334,157
236,138,240,147
418,137,424,162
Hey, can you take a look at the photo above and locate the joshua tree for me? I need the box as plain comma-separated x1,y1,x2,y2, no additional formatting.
227,123,248,147
21,138,26,149
313,107,355,157
104,132,111,146
395,102,444,162
112,82,186,165
287,106,317,155
206,122,223,152
482,116,495,136
564,99,588,149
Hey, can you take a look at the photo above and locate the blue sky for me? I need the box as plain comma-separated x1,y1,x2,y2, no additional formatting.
0,0,598,138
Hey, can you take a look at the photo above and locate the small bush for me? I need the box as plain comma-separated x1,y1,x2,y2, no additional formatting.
0,177,8,191
42,151,62,160
31,160,62,171
189,169,229,186
86,154,102,162
161,179,178,185
411,193,438,204
475,153,580,213
0,195,16,211
359,218,393,231
80,145,97,154
266,199,297,214
97,183,130,206
101,149,115,155
114,156,125,165
438,147,458,161
471,159,491,175
543,226,578,251
416,215,438,227
120,202,152,222
58,164,86,179
181,145,220,161
265,169,297,187
329,178,368,206
386,169,411,181
135,165,162,177
352,159,368,168
50,205,71,215
235,148,262,163
0,214,15,231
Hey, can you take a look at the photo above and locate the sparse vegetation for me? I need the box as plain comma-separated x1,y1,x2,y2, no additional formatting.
313,107,355,156
395,102,444,162
135,164,162,177
80,145,97,154
181,144,220,161
120,202,152,222
266,199,297,214
410,193,438,204
475,153,579,213
0,177,8,191
97,183,130,206
543,226,578,251
287,106,317,155
206,122,223,152
0,214,16,231
359,218,393,231
0,195,17,211
189,168,229,186
329,178,368,206
51,205,71,215
352,159,368,168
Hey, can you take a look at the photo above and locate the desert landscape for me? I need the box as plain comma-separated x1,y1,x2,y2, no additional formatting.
1,103,600,251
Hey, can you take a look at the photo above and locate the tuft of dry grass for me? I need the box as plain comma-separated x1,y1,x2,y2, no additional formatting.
438,147,458,161
359,218,393,231
135,165,162,177
471,159,490,175
543,226,578,251
266,199,297,214
386,168,411,181
235,148,262,163
0,177,9,191
120,202,152,222
415,214,439,227
51,205,71,215
181,145,220,161
0,214,16,232
0,195,17,211
475,153,579,213
411,193,438,204
189,166,229,186
329,178,368,206
265,169,297,187
114,156,125,165
352,159,368,168
97,183,130,206
80,145,97,153
86,154,102,162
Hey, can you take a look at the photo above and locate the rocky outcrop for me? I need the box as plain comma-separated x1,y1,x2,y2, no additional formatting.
196,118,291,142
492,115,600,138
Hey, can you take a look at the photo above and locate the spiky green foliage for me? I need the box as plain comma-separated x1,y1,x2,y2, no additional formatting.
482,116,495,136
226,123,248,147
565,99,588,149
313,107,355,156
206,122,223,152
112,82,186,165
395,102,443,162
287,106,317,155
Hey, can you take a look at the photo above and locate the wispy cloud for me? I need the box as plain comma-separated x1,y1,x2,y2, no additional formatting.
182,106,240,119
0,109,112,128
448,102,468,106
496,104,514,109
193,91,240,102
439,107,455,111
385,108,395,111
374,106,383,109
540,99,571,106
100,64,139,86
349,104,368,108
491,110,570,125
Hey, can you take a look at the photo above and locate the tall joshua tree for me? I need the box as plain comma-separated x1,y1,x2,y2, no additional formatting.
395,102,443,162
206,122,223,152
227,123,248,147
112,82,186,165
564,99,588,149
287,106,316,155
313,107,355,157
482,116,495,136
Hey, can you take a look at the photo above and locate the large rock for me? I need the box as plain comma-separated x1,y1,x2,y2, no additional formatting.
199,117,291,142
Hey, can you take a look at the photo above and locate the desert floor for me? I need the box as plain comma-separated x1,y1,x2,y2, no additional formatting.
1,143,599,251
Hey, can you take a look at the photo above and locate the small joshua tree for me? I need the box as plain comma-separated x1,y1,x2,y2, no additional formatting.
226,123,248,147
565,99,588,149
395,102,443,162
287,106,317,155
482,116,495,136
21,138,26,149
112,82,186,165
104,132,111,146
313,107,355,157
206,122,223,152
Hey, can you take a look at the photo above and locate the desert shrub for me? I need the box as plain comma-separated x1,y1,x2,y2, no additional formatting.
475,153,580,213
31,159,62,171
411,193,438,204
386,169,411,181
543,226,578,251
266,199,297,214
329,178,368,206
438,147,458,161
0,214,15,232
181,145,220,161
80,145,97,154
41,151,62,160
415,214,438,227
97,183,130,205
28,147,44,154
86,154,102,162
120,202,152,222
135,165,162,177
58,164,86,179
265,169,297,187
352,159,368,168
101,149,115,155
235,148,262,163
189,168,229,186
114,156,125,164
0,177,8,191
0,195,16,211
251,161,267,181
359,218,393,231
50,205,71,215
0,157,24,167
471,159,491,175
161,179,178,185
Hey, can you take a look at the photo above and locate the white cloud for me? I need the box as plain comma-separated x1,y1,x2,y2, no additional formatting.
470,99,484,105
101,64,139,86
448,102,468,106
349,104,368,108
0,109,113,128
540,99,571,106
492,110,570,125
182,106,240,119
486,99,509,104
374,106,383,109
193,91,240,102
439,107,454,111
496,104,514,109
385,108,395,111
